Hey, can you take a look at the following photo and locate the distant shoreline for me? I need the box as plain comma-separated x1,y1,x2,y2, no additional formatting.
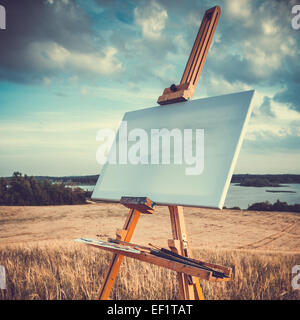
266,190,296,193
2,173,300,186
236,183,284,187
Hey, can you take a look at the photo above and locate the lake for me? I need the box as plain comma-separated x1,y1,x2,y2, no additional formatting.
76,183,300,210
224,183,300,209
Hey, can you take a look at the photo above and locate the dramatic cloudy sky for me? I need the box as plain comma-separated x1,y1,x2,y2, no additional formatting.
0,0,299,176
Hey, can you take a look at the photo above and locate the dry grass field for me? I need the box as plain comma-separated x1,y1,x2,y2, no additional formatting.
0,203,300,300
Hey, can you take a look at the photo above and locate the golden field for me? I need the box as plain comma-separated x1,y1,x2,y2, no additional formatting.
0,203,300,300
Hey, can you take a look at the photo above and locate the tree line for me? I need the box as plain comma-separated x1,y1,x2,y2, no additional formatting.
31,175,99,185
3,173,300,187
247,200,300,213
225,200,300,213
231,174,300,185
0,172,87,206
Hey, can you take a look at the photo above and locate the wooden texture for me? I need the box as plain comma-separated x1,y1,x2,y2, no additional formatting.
157,83,195,105
120,196,155,214
181,6,221,87
79,238,231,282
168,205,204,300
97,208,141,300
157,6,221,105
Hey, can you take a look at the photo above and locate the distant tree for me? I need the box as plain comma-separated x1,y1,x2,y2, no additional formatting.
0,172,87,206
247,200,300,213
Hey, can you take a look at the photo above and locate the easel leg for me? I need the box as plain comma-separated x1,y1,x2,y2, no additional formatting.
168,205,204,300
97,208,141,300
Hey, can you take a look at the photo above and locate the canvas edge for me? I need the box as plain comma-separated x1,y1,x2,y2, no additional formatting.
91,114,127,201
217,89,256,209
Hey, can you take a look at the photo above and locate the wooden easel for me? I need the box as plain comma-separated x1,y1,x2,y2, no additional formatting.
97,6,221,300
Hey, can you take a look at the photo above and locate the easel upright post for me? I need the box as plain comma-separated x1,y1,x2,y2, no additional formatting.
168,205,204,300
161,5,221,300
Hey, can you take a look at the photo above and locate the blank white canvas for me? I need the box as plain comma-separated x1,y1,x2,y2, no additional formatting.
92,90,255,209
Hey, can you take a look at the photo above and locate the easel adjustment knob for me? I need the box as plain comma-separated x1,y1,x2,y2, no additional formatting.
170,84,178,92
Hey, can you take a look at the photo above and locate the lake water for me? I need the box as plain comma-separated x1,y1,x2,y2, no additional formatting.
77,183,300,209
224,183,300,209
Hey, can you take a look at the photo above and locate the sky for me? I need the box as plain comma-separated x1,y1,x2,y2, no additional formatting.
0,0,300,177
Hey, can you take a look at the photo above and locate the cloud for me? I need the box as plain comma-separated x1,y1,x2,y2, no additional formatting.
235,149,300,174
1,0,300,176
99,1,178,87
78,85,161,106
27,41,122,76
134,1,168,39
204,0,298,84
225,0,252,20
245,96,300,143
0,0,122,82
2,0,299,91
257,96,275,118
43,77,52,87
241,34,296,79
0,120,116,134
274,81,300,111
196,73,251,98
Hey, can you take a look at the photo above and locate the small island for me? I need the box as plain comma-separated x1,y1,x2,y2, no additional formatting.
231,174,300,187
266,190,296,193
237,177,283,187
